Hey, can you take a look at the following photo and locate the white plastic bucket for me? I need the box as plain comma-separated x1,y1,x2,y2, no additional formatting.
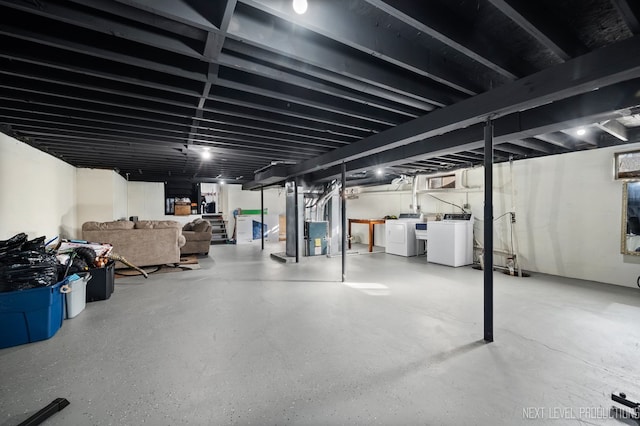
65,273,91,319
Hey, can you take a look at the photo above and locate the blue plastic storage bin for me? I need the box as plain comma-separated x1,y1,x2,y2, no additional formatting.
0,281,65,349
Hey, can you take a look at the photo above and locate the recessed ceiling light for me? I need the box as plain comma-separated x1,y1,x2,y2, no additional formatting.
376,168,383,176
576,128,586,136
201,149,211,159
292,0,307,14
220,180,225,185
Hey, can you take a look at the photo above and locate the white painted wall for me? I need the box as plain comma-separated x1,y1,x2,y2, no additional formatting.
219,184,286,239
127,181,165,220
348,142,640,288
76,168,113,227
113,172,128,220
345,184,413,246
124,181,286,231
0,133,77,241
222,184,286,220
76,168,130,235
3,132,636,287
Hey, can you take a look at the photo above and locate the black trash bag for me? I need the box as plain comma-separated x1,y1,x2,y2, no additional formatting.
56,262,67,283
0,265,59,292
0,232,27,248
21,236,46,253
0,250,57,267
0,250,59,292
0,233,28,257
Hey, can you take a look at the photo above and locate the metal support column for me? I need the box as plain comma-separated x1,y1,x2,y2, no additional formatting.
484,118,494,343
341,162,347,282
294,180,299,263
261,186,264,250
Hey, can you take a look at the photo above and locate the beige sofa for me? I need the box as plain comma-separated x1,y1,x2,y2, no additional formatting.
181,218,213,256
82,220,186,268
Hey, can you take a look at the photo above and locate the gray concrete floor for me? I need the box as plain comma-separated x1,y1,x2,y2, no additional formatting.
1,243,640,425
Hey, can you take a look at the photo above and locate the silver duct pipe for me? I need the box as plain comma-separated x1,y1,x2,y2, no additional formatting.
316,182,339,221
411,175,427,213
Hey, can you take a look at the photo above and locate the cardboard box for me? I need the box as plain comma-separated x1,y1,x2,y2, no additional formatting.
174,203,191,216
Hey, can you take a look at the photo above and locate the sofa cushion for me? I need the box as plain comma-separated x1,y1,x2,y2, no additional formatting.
183,222,194,231
134,220,182,230
134,220,154,229
182,230,211,242
192,220,211,233
83,221,134,231
154,220,182,229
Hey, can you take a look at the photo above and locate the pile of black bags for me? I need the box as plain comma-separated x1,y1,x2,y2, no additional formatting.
0,233,59,293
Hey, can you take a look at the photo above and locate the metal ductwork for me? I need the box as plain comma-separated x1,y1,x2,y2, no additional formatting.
243,162,296,190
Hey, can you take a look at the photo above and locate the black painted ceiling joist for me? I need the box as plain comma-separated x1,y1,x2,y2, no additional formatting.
0,0,638,184
610,0,640,34
226,8,462,108
238,0,481,95
222,38,437,112
304,77,640,182
288,35,640,177
364,0,522,80
487,0,588,60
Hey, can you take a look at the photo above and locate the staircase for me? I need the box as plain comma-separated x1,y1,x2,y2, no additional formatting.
203,214,228,244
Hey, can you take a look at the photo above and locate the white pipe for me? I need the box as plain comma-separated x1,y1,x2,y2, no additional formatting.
359,190,413,194
415,188,483,194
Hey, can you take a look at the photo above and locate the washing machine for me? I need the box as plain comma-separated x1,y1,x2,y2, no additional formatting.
426,213,474,267
385,213,425,257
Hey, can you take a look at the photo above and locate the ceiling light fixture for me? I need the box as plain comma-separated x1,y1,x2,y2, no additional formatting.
201,148,212,160
576,128,586,136
292,0,307,14
376,168,383,176
220,180,225,185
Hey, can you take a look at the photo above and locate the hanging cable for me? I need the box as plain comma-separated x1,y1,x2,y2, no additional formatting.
492,212,512,222
426,193,466,212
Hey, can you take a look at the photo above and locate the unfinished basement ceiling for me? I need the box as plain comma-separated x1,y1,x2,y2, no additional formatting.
0,0,639,186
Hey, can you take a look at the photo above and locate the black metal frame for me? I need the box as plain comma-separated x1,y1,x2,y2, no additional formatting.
611,392,640,422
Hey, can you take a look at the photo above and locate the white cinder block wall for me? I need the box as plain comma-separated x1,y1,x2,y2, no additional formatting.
222,184,286,220
76,168,128,236
0,133,77,241
345,184,413,246
347,142,640,288
127,181,166,220
1,132,638,287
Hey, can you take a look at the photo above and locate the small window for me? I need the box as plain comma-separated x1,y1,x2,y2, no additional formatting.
427,174,456,189
615,150,640,180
